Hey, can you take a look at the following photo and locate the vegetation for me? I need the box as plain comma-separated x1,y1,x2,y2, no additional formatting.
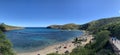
80,17,120,39
105,22,120,39
85,30,114,54
0,30,15,55
0,23,6,32
70,47,93,55
0,23,16,55
47,53,61,55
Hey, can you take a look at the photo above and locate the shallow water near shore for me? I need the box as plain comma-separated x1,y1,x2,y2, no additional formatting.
5,27,83,53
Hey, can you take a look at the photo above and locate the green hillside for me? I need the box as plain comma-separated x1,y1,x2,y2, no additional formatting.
0,23,24,32
47,23,79,30
80,17,120,39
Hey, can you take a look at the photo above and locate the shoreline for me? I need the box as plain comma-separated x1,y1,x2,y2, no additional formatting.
17,31,93,55
6,27,24,30
17,36,76,55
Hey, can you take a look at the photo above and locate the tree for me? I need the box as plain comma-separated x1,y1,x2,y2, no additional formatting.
0,23,6,32
90,30,110,52
0,30,15,55
70,47,93,55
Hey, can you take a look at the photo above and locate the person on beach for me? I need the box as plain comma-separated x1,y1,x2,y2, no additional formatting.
114,37,117,43
111,37,114,41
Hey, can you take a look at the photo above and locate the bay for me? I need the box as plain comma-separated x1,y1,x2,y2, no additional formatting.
5,27,83,53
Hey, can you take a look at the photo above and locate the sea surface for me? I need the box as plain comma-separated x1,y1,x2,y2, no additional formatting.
5,27,83,53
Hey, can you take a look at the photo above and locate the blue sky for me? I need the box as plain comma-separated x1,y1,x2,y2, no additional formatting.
0,0,120,27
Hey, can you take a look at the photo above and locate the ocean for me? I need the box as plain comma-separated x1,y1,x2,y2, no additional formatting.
5,27,83,53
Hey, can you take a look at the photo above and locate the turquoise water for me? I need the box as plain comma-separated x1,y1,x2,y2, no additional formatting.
5,27,83,53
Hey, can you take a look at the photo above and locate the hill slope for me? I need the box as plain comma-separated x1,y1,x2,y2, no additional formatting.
0,23,24,31
80,17,120,39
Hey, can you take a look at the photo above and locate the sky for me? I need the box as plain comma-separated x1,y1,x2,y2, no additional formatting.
0,0,120,27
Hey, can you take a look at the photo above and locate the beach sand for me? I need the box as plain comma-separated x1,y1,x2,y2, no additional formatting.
17,34,93,55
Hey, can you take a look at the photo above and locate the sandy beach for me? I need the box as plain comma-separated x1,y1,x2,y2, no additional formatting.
17,33,93,55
